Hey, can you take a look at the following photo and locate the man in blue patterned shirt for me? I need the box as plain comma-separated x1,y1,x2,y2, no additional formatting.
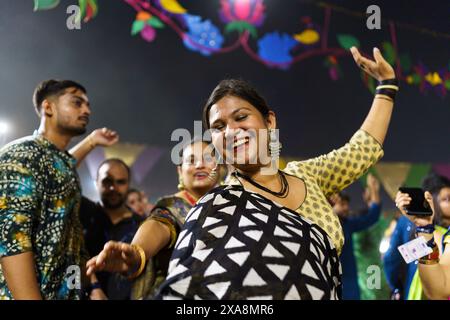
0,79,92,299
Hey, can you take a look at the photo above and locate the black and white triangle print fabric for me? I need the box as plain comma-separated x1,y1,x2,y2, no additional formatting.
156,185,342,300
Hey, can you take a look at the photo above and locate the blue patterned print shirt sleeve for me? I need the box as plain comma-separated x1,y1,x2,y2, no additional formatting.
0,163,41,257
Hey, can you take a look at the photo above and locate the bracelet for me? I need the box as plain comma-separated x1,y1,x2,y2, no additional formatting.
375,95,394,102
419,242,440,265
375,85,399,91
127,244,146,280
376,88,398,94
375,78,399,101
416,224,435,235
375,89,398,101
378,78,399,86
87,135,95,149
419,258,440,265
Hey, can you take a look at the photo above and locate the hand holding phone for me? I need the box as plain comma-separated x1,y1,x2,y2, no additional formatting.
397,187,433,216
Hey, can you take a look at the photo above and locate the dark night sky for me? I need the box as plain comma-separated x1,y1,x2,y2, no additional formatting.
0,0,449,203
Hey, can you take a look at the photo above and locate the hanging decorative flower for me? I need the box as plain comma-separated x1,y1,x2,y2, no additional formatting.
294,29,320,45
31,0,450,97
425,72,443,86
159,0,187,14
257,32,297,69
293,16,320,45
182,14,224,56
79,0,98,23
407,63,450,97
445,74,450,91
324,55,342,81
405,74,421,85
131,11,165,43
428,69,449,97
219,0,265,38
33,0,60,11
33,0,98,22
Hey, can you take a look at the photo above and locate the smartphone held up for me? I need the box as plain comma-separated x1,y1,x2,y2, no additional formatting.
398,187,433,216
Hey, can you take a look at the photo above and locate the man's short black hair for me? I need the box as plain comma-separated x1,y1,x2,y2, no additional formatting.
97,158,131,182
338,192,351,203
32,79,86,115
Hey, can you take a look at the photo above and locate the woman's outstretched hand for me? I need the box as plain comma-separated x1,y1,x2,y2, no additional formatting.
86,241,140,277
350,47,396,81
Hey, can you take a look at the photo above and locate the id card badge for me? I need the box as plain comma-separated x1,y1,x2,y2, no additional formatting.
397,236,433,264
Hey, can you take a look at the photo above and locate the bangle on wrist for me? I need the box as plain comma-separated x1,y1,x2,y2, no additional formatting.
376,85,399,91
127,244,146,280
378,78,399,86
88,135,95,149
419,258,440,265
375,95,394,102
375,78,398,101
419,244,440,265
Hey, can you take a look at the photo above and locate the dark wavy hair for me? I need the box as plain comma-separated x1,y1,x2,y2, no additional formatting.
202,79,271,129
422,173,450,226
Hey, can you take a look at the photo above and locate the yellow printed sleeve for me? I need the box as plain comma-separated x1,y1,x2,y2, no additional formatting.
286,129,384,197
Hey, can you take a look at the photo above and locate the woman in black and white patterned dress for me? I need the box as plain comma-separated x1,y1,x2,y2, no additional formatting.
156,47,397,300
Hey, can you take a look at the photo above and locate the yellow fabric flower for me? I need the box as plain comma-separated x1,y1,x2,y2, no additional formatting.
0,197,6,209
14,232,31,249
425,72,442,86
55,199,65,209
14,214,29,224
294,29,320,45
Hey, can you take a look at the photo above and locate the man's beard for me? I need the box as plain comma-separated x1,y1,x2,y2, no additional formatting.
101,191,126,210
58,123,87,136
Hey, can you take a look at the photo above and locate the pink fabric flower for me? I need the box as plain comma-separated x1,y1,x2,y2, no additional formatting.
220,0,265,26
141,25,156,42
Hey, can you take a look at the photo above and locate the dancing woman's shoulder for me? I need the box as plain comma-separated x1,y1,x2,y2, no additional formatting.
197,185,242,206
